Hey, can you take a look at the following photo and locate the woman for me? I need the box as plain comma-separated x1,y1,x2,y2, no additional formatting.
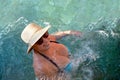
21,23,81,80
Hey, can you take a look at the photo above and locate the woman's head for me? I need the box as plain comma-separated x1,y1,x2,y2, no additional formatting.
21,23,50,53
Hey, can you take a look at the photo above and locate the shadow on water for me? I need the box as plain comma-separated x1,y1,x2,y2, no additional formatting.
0,17,120,80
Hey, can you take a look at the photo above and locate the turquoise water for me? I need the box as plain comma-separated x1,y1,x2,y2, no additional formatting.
0,0,120,80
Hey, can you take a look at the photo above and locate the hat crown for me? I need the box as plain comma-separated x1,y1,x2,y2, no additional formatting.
21,23,42,43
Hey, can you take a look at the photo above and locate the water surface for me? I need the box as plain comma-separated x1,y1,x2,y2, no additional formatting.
0,0,120,80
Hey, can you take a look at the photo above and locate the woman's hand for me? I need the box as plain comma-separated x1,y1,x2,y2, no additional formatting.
69,30,82,37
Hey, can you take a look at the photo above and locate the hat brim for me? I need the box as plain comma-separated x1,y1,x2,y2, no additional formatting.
27,26,51,53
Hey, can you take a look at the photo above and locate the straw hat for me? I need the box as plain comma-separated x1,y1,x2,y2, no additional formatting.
21,23,51,53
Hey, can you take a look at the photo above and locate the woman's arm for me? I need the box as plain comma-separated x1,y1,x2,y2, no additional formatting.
51,30,82,40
